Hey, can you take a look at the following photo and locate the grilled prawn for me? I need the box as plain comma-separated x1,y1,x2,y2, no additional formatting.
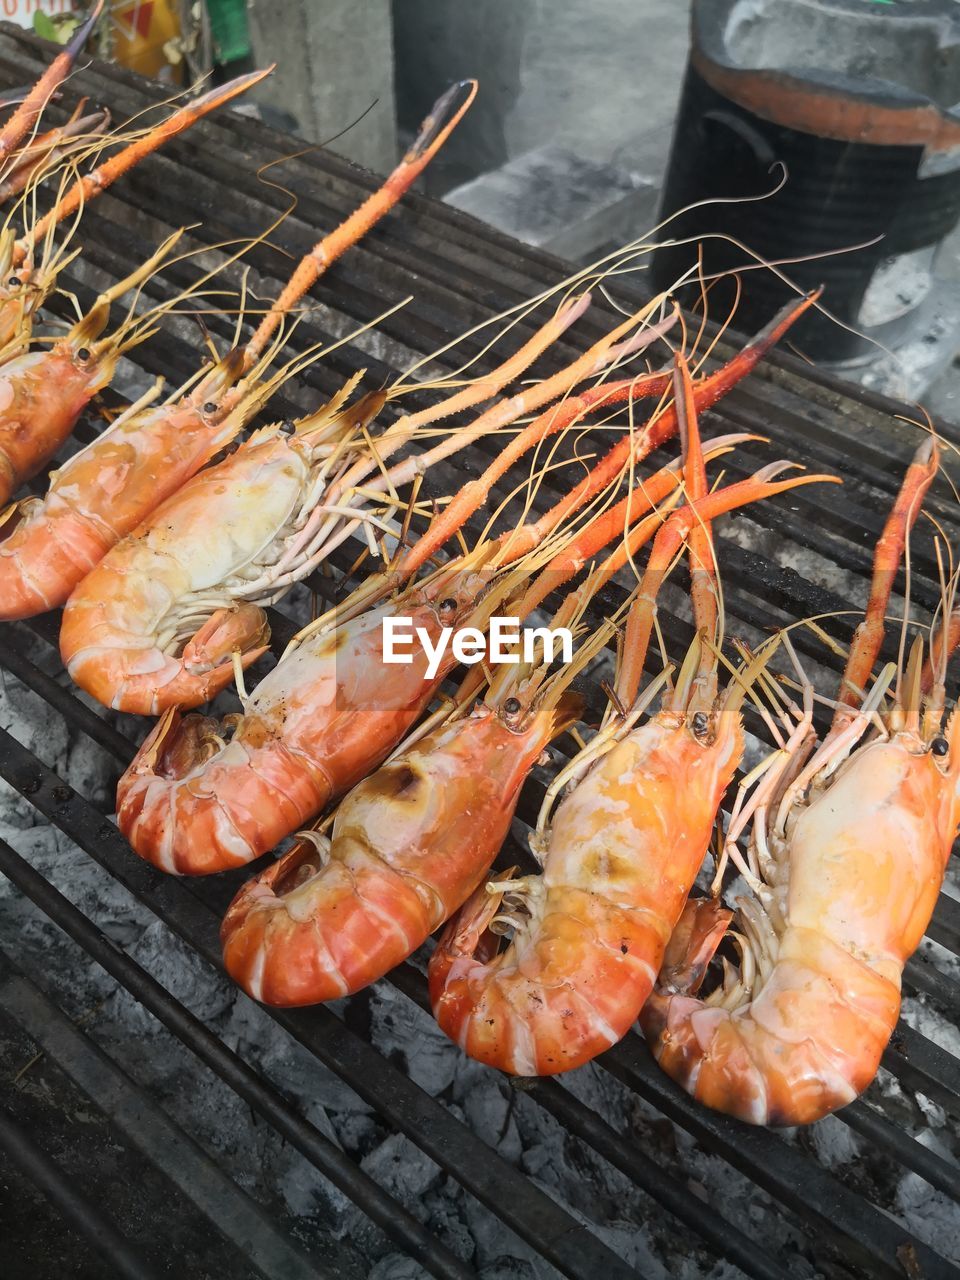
61,287,673,715
0,70,271,358
113,401,749,878
429,361,838,1076
218,610,604,1006
0,344,269,619
640,437,959,1126
0,228,182,505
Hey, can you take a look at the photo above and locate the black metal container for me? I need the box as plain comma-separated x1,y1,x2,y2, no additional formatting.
653,0,960,363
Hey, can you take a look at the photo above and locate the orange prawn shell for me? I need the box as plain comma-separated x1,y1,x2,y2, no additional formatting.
785,734,956,968
60,428,311,713
644,723,960,1126
430,707,744,1076
221,701,560,1006
544,711,744,914
117,576,492,875
0,399,232,619
0,346,107,502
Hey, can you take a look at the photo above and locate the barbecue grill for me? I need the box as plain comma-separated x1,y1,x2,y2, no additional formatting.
1,22,959,1280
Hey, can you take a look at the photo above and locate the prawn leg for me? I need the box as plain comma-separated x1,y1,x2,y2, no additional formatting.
244,80,477,363
17,69,273,257
0,1,103,165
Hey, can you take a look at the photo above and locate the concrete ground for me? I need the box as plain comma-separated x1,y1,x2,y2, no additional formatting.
496,0,690,178
393,0,690,190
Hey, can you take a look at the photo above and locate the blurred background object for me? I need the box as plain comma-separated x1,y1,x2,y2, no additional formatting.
10,0,959,408
246,0,396,171
107,0,183,80
652,0,960,398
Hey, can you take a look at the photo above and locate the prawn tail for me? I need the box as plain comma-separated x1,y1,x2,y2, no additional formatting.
118,709,327,875
66,599,270,714
69,643,267,715
221,839,429,1006
428,869,517,1055
432,867,515,979
641,924,901,1126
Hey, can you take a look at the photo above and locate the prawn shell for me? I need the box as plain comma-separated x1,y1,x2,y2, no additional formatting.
221,702,562,1006
0,401,232,619
117,590,483,874
642,732,960,1125
61,432,310,712
0,348,100,503
430,709,745,1076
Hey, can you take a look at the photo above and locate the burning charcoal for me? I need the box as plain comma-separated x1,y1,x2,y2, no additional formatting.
462,1191,545,1276
367,983,460,1096
421,1188,475,1261
360,1132,442,1207
369,1255,429,1280
235,1005,376,1119
0,678,70,830
897,1156,960,1267
476,1255,540,1280
455,1063,522,1163
809,1116,861,1168
330,1109,380,1158
108,920,236,1028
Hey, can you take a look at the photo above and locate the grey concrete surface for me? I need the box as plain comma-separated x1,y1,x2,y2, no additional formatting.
446,142,659,259
247,0,397,172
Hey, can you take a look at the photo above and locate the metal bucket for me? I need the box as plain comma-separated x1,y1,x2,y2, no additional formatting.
652,0,960,364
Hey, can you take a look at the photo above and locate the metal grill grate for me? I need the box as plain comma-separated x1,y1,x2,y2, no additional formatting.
0,22,959,1280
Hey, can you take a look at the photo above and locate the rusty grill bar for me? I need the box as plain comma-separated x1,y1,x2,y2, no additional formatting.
0,22,959,1280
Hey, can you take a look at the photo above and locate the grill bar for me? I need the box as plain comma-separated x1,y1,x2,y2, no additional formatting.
841,1102,960,1202
0,958,325,1280
10,603,958,1084
0,726,641,1280
0,1104,161,1280
385,964,786,1280
3,636,959,1279
883,1028,960,1123
599,1040,960,1280
0,836,475,1280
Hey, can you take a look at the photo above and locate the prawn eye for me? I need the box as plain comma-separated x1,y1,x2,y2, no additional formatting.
7,275,18,288
931,736,950,758
692,711,709,738
203,401,218,415
279,420,297,436
76,347,90,363
439,596,457,614
503,696,522,717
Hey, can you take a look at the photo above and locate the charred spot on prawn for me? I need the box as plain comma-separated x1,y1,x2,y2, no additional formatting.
375,762,425,803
